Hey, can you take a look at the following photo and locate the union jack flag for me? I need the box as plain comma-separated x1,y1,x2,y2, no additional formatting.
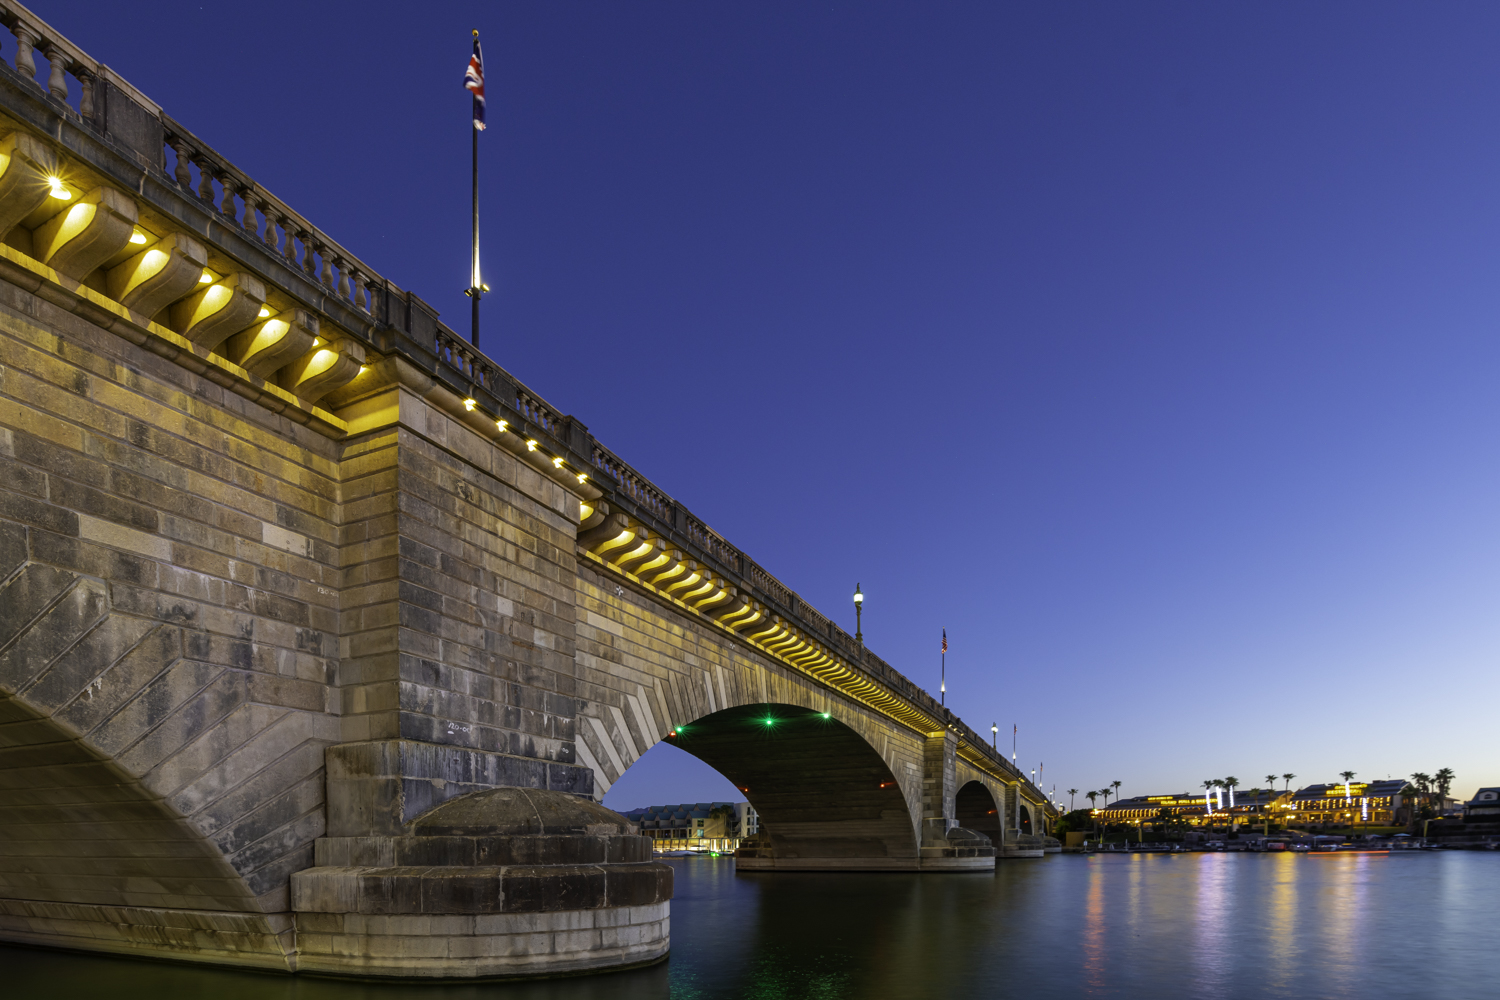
464,35,486,130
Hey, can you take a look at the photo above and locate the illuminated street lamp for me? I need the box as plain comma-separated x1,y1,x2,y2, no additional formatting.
991,723,998,749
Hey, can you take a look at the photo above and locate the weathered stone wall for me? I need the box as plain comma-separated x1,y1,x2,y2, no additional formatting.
0,270,342,962
335,384,584,752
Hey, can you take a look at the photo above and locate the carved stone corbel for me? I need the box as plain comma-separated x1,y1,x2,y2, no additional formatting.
222,307,319,378
31,185,137,279
276,335,365,402
106,233,208,318
170,271,267,349
0,132,59,237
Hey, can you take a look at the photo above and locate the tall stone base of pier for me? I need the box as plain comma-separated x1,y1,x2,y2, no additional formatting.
289,741,672,978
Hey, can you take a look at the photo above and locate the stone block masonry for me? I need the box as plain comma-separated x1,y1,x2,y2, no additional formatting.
0,272,341,963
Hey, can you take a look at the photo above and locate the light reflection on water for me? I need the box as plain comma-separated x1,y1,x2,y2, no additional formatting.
3,852,1495,999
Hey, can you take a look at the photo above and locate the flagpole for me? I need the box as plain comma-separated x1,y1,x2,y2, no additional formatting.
940,628,945,707
470,29,481,349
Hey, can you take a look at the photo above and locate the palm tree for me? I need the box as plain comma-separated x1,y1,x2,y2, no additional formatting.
1086,790,1099,838
1100,787,1111,808
1067,788,1079,812
1282,772,1295,792
1224,776,1240,810
1111,780,1123,803
1411,773,1432,822
1434,768,1455,809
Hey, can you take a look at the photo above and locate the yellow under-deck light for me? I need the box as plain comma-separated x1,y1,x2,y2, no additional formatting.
47,177,71,200
129,228,148,245
311,337,322,347
358,365,369,372
198,270,213,283
576,472,588,483
497,419,508,432
463,398,477,411
257,306,272,319
552,456,564,469
526,439,538,451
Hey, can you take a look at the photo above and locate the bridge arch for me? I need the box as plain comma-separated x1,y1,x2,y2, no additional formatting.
954,779,1003,842
655,702,920,867
0,688,290,965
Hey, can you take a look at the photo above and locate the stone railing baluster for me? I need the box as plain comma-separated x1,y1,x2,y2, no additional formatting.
334,256,350,300
261,207,281,252
194,157,215,203
219,178,238,218
286,228,304,267
40,43,66,100
77,68,94,117
298,233,316,276
241,190,260,237
11,22,36,82
319,246,333,289
169,137,193,188
350,269,367,312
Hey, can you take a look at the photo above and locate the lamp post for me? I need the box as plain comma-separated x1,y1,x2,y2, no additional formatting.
991,723,998,750
853,584,863,653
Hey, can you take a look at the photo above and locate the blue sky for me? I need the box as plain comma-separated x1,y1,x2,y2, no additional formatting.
46,1,1500,808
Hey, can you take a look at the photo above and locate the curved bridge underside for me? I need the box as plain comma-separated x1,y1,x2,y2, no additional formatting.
667,704,920,868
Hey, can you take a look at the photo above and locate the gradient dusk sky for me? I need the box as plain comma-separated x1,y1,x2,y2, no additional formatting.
43,1,1500,810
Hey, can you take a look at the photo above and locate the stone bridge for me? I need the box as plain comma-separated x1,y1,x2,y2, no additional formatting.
0,1,1054,980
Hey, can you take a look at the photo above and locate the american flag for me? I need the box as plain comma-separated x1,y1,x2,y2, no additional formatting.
941,629,946,654
464,35,486,130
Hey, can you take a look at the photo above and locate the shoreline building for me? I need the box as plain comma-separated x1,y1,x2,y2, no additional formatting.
1284,780,1410,826
623,802,759,852
1098,789,1287,831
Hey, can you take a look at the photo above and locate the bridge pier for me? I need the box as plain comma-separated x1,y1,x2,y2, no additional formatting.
289,740,671,979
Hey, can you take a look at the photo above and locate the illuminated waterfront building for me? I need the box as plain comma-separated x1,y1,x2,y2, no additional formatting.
623,802,759,852
1097,789,1287,829
1283,779,1410,826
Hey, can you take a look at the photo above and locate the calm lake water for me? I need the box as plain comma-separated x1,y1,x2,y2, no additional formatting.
4,852,1496,999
